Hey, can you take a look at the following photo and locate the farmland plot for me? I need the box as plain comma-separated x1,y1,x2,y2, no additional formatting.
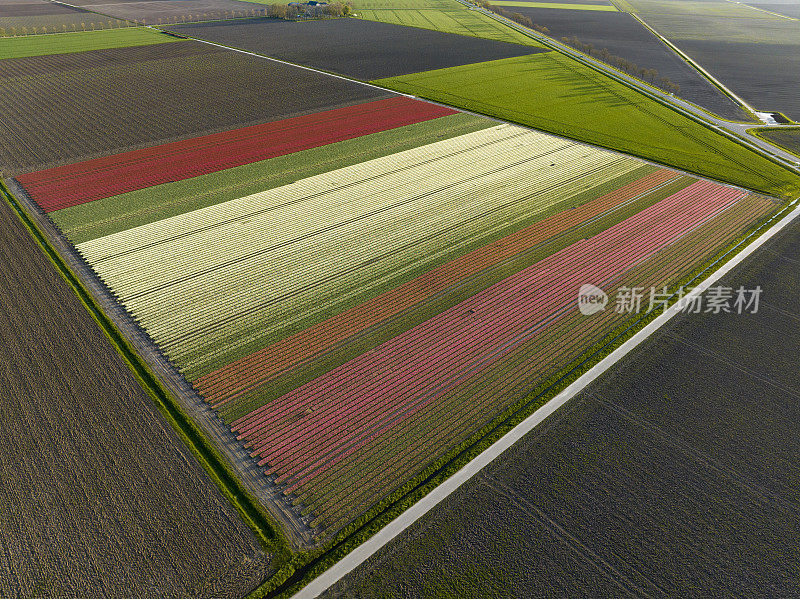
373,54,800,199
0,28,181,59
622,0,800,119
65,0,265,23
0,40,389,173
0,194,271,598
350,0,547,45
505,7,750,120
49,112,494,243
28,113,778,537
0,0,98,34
168,17,549,80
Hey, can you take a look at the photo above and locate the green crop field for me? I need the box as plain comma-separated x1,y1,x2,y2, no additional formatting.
491,1,617,9
0,27,181,60
373,54,800,199
353,0,547,45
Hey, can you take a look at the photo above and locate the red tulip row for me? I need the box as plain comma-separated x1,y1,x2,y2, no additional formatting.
17,96,456,212
295,193,772,531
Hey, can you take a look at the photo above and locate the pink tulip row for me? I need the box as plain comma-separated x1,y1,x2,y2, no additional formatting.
233,181,743,495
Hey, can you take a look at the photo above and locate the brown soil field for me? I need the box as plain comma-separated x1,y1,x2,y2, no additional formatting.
170,17,547,80
0,40,389,174
0,192,272,598
68,0,268,22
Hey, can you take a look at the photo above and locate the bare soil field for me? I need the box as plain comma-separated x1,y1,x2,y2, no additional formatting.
757,127,800,155
0,1,97,33
0,40,389,174
0,193,272,598
169,17,547,80
511,7,750,120
749,2,800,17
678,40,800,121
68,0,268,22
321,218,800,598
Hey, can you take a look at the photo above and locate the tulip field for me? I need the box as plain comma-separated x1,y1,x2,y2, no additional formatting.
16,98,778,538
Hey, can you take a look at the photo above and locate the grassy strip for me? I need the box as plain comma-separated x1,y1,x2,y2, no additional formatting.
0,180,292,575
749,126,800,159
50,113,494,244
0,28,181,59
372,54,800,199
255,192,791,598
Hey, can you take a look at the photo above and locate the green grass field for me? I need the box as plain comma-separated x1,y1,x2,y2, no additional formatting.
373,54,800,199
491,1,617,9
353,0,547,45
0,28,180,60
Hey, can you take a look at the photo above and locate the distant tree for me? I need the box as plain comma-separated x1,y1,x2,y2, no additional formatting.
0,28,5,37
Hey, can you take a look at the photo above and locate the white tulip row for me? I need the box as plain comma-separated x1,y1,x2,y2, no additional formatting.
77,124,641,374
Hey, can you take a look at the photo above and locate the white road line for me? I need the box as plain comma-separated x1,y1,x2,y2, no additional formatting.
292,197,800,599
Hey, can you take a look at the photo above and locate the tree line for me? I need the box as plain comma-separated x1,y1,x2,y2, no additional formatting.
560,35,681,94
266,2,352,19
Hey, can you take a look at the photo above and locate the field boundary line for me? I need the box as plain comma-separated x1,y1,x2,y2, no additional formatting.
290,197,800,598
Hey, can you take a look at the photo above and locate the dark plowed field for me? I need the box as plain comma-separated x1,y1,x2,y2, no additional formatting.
0,192,272,599
0,40,390,174
68,0,267,22
751,3,800,17
511,7,751,120
759,128,800,155
0,2,88,17
169,17,548,80
322,217,800,598
679,39,800,121
0,1,96,33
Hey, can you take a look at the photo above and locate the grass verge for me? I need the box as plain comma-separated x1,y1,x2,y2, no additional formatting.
749,126,800,159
